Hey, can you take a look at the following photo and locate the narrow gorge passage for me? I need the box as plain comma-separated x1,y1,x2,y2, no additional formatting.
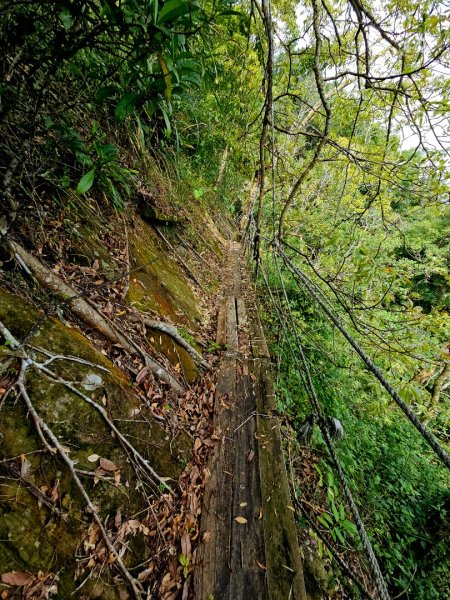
194,242,306,600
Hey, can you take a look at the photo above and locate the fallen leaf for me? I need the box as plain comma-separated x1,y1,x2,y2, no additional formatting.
181,532,191,558
136,366,149,384
239,502,248,507
103,301,114,317
99,458,118,472
115,508,122,529
235,516,247,524
87,454,100,463
246,449,255,463
127,519,141,532
49,480,59,502
20,454,32,477
1,571,31,586
202,531,212,543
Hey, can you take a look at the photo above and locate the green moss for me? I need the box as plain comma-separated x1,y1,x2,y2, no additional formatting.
127,216,203,329
0,288,191,596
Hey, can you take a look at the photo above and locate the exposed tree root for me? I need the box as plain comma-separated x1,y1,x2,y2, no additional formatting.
6,238,184,393
128,313,210,370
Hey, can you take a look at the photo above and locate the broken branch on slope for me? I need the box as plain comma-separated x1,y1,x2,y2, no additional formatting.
6,237,184,393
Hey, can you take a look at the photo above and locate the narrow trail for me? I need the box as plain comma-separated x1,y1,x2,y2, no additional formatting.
194,242,307,600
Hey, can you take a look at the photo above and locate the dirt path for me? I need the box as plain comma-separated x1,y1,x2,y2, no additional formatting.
194,242,307,600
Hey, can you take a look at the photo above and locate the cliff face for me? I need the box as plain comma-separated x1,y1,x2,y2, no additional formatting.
0,173,231,598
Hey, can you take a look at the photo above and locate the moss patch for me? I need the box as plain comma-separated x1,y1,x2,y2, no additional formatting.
127,216,203,329
0,288,191,596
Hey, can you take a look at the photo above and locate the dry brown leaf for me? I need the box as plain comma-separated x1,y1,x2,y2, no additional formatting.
182,579,190,600
235,516,247,524
103,301,114,317
127,519,141,532
1,571,31,586
99,457,118,472
180,532,191,558
49,481,59,503
202,531,212,543
136,366,149,384
115,508,122,529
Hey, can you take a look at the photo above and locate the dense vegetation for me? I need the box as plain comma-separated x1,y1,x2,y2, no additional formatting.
1,0,449,598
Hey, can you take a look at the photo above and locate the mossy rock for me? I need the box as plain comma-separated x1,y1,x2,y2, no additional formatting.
127,216,203,329
0,288,191,597
147,330,198,384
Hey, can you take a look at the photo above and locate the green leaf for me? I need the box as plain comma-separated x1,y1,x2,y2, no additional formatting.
76,169,95,195
342,519,358,536
157,0,191,24
179,553,189,567
59,8,73,29
60,175,71,189
317,515,330,529
115,92,140,122
95,143,118,160
193,188,204,199
159,104,172,138
335,527,346,545
96,86,119,102
107,180,123,209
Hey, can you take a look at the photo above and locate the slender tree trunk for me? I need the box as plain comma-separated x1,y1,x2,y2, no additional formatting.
431,362,450,406
215,145,229,188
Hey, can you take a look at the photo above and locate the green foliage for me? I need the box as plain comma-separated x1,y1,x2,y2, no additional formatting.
261,246,450,596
